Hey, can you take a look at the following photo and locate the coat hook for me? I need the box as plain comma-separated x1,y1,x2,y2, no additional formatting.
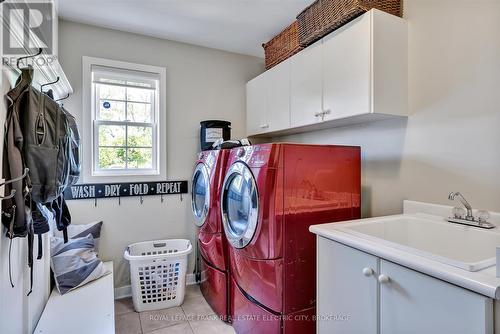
0,168,29,188
180,193,183,202
16,48,43,70
41,76,60,92
0,189,16,200
94,198,97,207
161,194,164,203
118,196,121,206
140,196,143,205
56,93,70,102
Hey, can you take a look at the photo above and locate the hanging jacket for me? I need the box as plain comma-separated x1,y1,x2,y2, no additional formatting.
6,68,78,203
3,68,69,234
63,106,80,186
2,68,33,238
3,68,35,294
3,68,80,294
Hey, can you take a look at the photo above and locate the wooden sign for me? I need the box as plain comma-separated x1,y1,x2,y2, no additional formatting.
64,181,188,200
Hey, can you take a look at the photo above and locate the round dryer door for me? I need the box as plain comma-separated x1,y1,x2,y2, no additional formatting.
221,161,259,249
191,163,210,227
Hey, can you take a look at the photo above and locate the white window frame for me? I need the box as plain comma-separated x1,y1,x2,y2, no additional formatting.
82,57,167,183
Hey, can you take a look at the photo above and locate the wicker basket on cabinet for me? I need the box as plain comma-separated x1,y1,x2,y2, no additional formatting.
262,21,303,70
297,0,402,47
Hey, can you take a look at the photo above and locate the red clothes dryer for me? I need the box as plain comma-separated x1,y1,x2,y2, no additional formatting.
220,143,361,333
191,149,231,322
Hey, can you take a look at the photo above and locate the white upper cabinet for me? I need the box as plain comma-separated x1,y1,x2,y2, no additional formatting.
246,9,408,137
266,60,291,132
290,40,323,128
246,59,290,135
246,74,267,135
323,14,371,120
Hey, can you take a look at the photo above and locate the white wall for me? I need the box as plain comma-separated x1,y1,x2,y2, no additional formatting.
58,20,263,289
274,0,500,217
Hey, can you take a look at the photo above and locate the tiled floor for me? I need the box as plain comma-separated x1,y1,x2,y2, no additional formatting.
115,285,235,334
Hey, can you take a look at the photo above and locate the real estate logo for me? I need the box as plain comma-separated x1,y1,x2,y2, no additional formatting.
1,0,56,66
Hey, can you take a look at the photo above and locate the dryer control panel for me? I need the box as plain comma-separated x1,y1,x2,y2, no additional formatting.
233,144,278,168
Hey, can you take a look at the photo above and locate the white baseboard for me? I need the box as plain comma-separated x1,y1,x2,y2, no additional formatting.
114,285,132,300
114,273,202,300
186,273,198,285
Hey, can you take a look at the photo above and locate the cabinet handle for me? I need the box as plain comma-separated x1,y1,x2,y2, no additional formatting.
378,274,390,284
260,124,269,129
362,267,374,277
315,110,331,120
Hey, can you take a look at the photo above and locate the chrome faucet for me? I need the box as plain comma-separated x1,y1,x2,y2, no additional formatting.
448,192,474,221
447,192,494,229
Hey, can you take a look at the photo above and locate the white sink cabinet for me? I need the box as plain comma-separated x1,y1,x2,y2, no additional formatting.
317,238,493,334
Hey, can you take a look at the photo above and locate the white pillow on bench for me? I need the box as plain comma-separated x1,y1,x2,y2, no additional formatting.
50,234,109,295
53,220,103,253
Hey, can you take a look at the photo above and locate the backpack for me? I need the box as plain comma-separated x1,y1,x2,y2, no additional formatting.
20,82,79,203
23,92,65,203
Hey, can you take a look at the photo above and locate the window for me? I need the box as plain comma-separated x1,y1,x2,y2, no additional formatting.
83,57,166,182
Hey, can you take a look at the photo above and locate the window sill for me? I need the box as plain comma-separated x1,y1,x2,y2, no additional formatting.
82,170,166,184
92,170,160,177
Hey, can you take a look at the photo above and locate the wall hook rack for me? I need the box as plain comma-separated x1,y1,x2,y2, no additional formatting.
64,180,188,201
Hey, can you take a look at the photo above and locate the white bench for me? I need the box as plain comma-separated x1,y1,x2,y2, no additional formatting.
35,261,115,334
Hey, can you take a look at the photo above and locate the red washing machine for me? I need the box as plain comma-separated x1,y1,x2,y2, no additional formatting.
191,149,231,322
220,143,361,333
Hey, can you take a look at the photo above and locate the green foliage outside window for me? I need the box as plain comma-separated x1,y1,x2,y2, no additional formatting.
96,82,155,170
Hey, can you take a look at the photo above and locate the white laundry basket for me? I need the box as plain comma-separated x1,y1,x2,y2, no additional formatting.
124,239,192,312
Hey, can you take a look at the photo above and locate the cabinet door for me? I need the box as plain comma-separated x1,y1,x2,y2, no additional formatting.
290,40,323,127
323,13,371,121
246,74,267,136
317,238,378,334
380,260,493,334
265,60,290,132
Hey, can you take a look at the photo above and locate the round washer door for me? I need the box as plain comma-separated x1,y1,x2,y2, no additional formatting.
221,161,259,249
191,163,210,227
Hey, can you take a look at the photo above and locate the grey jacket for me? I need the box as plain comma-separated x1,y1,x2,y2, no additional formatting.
2,68,32,237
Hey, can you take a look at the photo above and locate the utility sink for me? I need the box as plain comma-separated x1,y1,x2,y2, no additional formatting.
337,215,500,272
